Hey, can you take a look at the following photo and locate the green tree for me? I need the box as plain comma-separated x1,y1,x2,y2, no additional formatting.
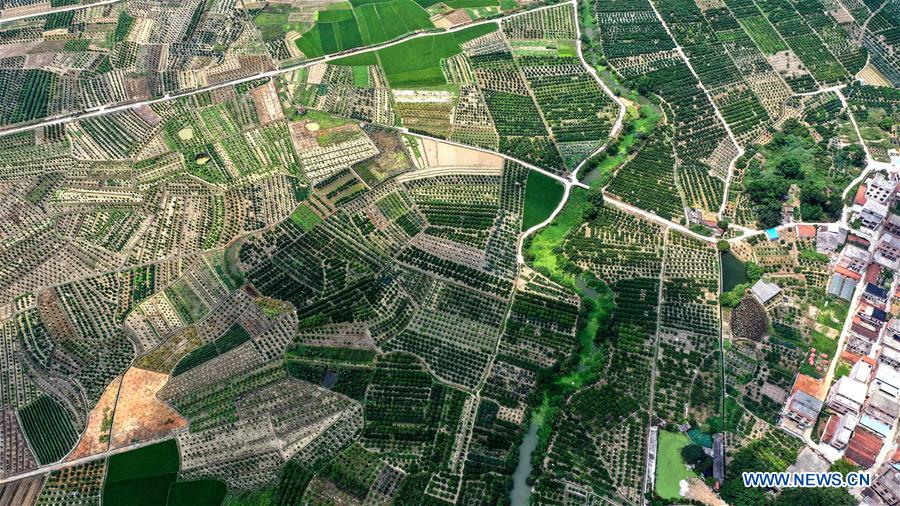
773,487,856,506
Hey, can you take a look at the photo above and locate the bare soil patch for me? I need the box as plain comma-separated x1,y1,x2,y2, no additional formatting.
109,368,187,448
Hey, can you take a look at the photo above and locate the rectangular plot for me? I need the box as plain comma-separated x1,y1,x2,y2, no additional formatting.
336,17,364,50
737,16,787,54
356,4,387,44
319,23,341,54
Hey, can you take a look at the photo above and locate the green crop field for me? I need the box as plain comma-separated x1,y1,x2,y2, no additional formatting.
522,171,564,230
738,16,787,54
172,323,252,375
18,395,79,465
331,51,379,66
167,480,227,506
445,0,498,6
103,439,180,506
295,0,432,58
377,24,497,87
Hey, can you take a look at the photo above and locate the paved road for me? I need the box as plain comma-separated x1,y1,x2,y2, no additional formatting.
603,193,716,243
0,0,122,23
0,2,564,137
0,434,182,485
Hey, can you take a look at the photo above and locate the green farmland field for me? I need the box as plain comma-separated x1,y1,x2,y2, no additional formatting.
522,171,564,230
738,16,788,54
167,480,227,506
295,0,433,58
18,395,79,465
103,439,180,506
172,323,252,375
377,24,497,87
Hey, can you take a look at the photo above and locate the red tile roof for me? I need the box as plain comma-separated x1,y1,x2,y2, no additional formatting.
854,184,868,206
851,322,880,340
822,414,839,444
848,234,871,248
841,350,863,364
845,428,884,468
797,224,817,238
866,264,883,284
834,265,863,281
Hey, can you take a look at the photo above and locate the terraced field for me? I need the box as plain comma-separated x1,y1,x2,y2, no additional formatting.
0,0,892,505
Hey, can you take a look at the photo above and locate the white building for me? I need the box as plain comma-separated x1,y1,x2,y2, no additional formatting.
864,175,897,205
827,376,869,415
873,365,900,398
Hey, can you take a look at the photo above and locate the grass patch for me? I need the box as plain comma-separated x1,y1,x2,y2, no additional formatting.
351,66,370,87
301,109,353,129
816,298,849,331
525,186,586,284
655,430,698,500
833,359,852,382
253,7,306,42
290,203,323,231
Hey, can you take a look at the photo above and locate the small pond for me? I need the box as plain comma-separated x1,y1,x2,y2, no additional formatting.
721,251,747,292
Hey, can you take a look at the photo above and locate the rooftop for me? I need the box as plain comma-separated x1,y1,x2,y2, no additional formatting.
796,224,816,237
751,279,781,304
788,390,823,421
845,427,884,468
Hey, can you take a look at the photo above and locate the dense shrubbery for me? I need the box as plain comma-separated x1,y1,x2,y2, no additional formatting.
742,119,847,227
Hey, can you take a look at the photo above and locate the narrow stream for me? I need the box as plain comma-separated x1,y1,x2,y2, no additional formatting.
510,420,540,506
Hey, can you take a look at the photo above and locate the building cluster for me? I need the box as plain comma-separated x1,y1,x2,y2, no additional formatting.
778,174,900,502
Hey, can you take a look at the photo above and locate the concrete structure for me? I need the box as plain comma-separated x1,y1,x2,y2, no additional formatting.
828,273,858,301
837,244,873,278
751,279,782,309
883,319,900,353
864,391,900,426
875,233,900,270
784,390,823,429
883,213,900,236
860,414,893,437
824,413,858,449
860,200,889,235
827,375,869,414
864,463,900,506
865,283,890,305
865,176,897,205
874,365,900,398
817,225,847,253
880,345,900,369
